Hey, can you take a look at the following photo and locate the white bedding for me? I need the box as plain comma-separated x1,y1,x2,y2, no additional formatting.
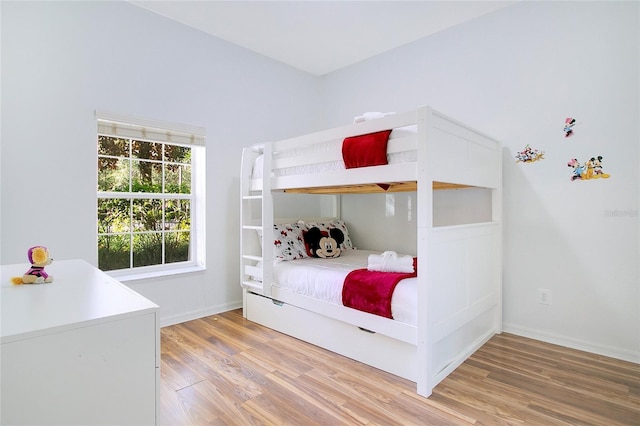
252,125,417,179
272,249,418,326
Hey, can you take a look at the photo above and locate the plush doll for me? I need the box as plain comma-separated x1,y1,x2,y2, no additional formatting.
303,227,344,259
11,246,54,285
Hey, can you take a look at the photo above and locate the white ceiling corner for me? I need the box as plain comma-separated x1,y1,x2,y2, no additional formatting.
130,1,516,76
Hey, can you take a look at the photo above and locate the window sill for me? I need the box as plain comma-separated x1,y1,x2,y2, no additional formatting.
107,264,206,283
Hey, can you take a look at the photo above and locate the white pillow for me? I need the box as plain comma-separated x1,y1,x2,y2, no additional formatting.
269,222,309,260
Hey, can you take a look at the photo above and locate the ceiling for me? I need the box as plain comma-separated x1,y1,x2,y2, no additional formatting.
131,1,515,76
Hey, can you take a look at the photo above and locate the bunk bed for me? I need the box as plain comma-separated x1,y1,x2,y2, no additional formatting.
240,106,502,397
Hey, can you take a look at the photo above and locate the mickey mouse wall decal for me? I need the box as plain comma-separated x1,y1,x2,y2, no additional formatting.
567,156,610,181
515,144,545,163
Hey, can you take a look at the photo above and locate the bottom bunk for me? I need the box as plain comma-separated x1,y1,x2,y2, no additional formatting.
242,222,502,397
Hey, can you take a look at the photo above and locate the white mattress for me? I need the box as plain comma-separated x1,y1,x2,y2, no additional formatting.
252,125,417,179
272,249,418,326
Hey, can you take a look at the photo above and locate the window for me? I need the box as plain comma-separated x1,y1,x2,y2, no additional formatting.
96,112,205,277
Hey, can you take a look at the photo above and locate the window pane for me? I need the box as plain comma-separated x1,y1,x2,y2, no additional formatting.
164,199,191,230
97,120,202,274
132,199,162,232
133,233,162,267
98,198,131,233
165,164,191,194
165,231,190,264
98,234,131,271
164,145,191,164
131,160,162,192
98,157,130,192
98,136,128,157
132,140,162,161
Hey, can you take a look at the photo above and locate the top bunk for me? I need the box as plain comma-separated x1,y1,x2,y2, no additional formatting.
242,106,501,194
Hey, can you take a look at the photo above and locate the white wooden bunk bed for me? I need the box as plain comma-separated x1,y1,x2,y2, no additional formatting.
240,106,502,397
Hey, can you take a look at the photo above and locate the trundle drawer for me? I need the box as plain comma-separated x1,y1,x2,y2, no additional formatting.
245,292,417,381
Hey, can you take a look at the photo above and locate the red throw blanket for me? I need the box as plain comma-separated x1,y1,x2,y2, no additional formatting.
342,130,392,169
342,258,417,319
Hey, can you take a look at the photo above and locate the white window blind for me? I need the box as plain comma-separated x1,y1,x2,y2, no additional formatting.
96,111,205,146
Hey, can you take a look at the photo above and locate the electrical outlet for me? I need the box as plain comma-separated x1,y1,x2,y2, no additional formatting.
537,289,552,305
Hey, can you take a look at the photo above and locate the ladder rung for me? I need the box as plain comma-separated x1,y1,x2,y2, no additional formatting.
242,225,262,231
243,255,262,261
243,195,263,200
241,280,263,291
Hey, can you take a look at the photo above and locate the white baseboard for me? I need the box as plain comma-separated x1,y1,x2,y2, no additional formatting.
503,323,640,364
160,301,242,328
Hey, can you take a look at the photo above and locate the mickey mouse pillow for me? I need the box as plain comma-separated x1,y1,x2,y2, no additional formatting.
303,227,345,259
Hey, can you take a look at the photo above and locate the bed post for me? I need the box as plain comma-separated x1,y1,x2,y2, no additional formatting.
415,105,434,397
261,144,274,298
494,142,504,333
240,146,253,317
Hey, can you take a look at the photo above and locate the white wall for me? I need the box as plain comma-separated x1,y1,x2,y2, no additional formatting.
322,1,639,361
0,1,322,325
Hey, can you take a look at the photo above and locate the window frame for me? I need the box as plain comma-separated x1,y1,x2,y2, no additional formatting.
96,112,206,280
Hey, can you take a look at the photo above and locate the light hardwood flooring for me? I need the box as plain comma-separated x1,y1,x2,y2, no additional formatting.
160,309,640,425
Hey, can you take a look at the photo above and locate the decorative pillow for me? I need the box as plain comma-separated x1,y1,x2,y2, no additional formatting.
270,223,308,260
342,130,392,169
300,219,354,251
302,227,344,259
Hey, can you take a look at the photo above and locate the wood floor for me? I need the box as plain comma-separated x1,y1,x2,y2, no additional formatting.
160,309,640,425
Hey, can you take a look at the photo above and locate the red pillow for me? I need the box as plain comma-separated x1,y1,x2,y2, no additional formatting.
342,130,392,169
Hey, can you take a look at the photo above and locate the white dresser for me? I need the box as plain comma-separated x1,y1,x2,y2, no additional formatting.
1,259,159,425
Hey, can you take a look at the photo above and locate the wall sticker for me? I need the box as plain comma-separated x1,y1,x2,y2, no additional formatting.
564,117,578,137
515,144,545,163
567,156,610,181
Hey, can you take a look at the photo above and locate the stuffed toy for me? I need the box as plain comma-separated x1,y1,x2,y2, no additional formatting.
11,246,54,285
303,227,344,259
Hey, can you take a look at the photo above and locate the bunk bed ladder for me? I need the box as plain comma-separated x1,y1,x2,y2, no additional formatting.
240,144,274,300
